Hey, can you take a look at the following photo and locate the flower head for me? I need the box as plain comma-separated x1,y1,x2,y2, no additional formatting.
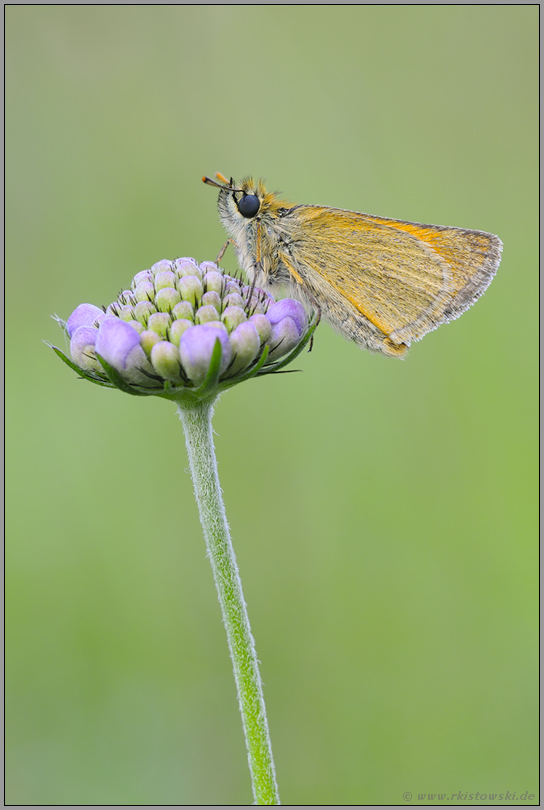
52,259,318,403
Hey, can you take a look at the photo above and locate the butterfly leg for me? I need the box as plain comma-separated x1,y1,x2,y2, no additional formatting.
215,238,235,264
244,221,263,308
245,266,260,314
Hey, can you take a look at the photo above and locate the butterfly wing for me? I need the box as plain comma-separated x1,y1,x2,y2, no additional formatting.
274,205,501,356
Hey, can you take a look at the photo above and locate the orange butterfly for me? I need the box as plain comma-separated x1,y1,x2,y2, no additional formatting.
204,173,501,357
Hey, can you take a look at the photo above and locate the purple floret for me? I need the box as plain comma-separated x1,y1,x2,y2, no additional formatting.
179,325,233,385
66,303,104,337
95,318,155,385
265,300,308,336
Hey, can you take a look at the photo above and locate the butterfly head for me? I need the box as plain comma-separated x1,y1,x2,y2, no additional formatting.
203,173,290,229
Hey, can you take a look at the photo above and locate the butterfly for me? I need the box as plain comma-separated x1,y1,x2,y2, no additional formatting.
204,172,502,357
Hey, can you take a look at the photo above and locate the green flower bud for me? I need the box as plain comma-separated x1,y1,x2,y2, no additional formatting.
199,261,221,278
201,290,222,313
118,290,136,306
177,275,203,307
132,270,152,287
150,340,184,383
175,258,202,279
134,300,157,326
151,259,173,275
135,280,155,303
196,305,221,325
127,320,145,334
140,329,162,357
222,292,245,309
118,305,135,322
225,280,242,295
249,313,272,344
229,321,261,374
155,287,182,313
222,306,247,331
155,270,178,291
202,270,224,295
172,301,194,322
147,312,171,339
168,318,193,346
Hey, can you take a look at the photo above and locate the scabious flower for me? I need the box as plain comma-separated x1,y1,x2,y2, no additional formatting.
51,255,318,805
52,258,317,403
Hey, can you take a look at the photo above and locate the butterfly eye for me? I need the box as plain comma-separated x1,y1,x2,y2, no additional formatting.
236,194,260,218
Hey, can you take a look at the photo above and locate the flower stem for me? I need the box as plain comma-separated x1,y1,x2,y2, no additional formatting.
177,399,280,806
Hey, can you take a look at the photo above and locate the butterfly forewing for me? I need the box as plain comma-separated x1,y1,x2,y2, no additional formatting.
280,206,500,346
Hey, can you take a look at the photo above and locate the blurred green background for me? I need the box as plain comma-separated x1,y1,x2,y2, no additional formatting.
6,6,538,806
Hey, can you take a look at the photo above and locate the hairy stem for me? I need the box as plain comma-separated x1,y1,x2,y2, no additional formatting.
177,399,280,805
